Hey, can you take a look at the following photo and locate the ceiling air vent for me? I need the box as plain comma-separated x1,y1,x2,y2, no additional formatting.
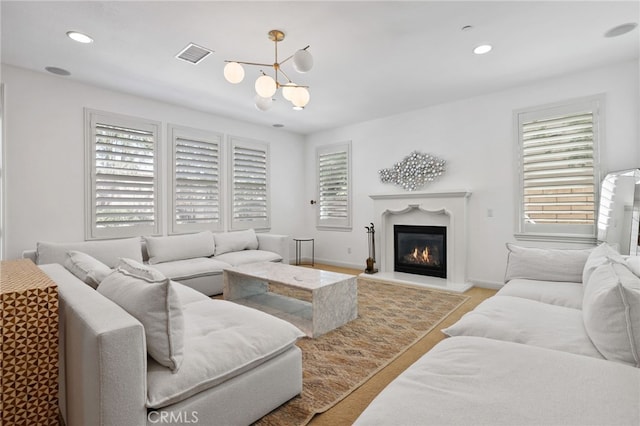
175,43,213,64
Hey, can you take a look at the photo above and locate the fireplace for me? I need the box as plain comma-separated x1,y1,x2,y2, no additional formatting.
394,225,447,278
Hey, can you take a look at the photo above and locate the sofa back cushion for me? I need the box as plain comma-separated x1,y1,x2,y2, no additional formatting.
97,268,184,372
63,250,112,289
625,256,640,277
214,229,259,256
37,238,142,267
583,260,640,367
582,242,624,284
144,231,215,265
504,243,592,283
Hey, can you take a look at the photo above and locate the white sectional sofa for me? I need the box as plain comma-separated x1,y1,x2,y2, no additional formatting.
38,258,304,426
23,229,289,296
355,243,640,425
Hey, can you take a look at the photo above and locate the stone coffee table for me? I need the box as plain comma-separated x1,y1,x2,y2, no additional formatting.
223,262,357,337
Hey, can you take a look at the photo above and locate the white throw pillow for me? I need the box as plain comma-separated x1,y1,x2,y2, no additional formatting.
582,242,624,284
37,237,142,267
63,250,112,289
144,231,215,265
504,243,592,283
97,269,184,372
117,257,166,281
213,229,259,256
583,261,640,367
626,256,640,277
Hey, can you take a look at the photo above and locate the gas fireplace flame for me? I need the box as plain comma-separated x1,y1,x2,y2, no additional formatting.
404,245,439,266
410,246,430,262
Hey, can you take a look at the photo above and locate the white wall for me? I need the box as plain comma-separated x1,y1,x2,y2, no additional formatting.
1,64,307,260
304,60,639,286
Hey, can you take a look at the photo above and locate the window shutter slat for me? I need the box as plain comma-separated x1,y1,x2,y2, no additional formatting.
519,106,598,229
88,113,159,237
316,143,351,229
230,138,270,230
170,128,222,231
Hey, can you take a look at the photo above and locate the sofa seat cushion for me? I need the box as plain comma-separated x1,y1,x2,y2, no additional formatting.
496,278,583,309
150,258,231,281
146,299,304,409
354,336,640,426
442,296,603,359
214,250,282,267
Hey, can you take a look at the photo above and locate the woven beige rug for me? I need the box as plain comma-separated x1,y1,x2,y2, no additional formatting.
254,278,469,426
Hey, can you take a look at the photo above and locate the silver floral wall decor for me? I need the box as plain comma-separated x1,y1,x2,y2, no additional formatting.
379,151,446,191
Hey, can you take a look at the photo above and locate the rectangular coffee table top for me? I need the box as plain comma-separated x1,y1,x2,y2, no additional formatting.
224,262,358,337
223,262,355,291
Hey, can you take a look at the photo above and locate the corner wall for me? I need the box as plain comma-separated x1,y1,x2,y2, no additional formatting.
304,60,639,286
1,65,307,260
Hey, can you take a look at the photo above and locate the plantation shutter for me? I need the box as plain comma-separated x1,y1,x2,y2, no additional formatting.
170,126,222,234
86,110,160,239
229,137,270,230
516,98,600,238
317,142,352,229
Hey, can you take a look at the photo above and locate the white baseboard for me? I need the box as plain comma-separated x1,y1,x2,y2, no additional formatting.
469,278,504,290
303,257,363,271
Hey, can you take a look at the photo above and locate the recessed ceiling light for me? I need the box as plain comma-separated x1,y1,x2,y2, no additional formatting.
604,22,638,38
66,31,93,44
45,66,71,76
473,44,492,55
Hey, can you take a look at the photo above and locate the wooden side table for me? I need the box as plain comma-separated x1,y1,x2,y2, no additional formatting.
1,259,59,425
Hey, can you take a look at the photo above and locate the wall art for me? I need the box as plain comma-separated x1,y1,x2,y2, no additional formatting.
379,151,446,191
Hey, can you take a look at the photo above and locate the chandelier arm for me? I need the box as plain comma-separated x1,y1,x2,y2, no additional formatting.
280,45,311,65
225,60,273,67
278,68,293,84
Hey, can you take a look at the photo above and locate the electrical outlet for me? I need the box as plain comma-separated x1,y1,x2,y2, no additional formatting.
347,247,352,254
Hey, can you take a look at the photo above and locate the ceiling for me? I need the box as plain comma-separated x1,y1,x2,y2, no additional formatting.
2,1,638,135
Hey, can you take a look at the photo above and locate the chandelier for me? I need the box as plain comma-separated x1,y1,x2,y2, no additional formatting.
223,29,313,111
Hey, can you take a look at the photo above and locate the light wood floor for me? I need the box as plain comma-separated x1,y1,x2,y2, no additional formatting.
300,264,496,426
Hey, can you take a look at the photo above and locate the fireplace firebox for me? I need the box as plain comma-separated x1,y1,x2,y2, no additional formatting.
394,225,446,278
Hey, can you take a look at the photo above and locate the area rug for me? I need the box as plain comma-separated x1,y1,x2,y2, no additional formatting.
254,278,469,426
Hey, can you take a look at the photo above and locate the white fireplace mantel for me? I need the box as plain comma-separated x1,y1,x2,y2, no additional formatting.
365,190,472,293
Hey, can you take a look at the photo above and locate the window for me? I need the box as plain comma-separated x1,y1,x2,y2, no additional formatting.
169,125,223,234
229,136,270,230
316,142,352,230
85,109,161,239
515,97,602,241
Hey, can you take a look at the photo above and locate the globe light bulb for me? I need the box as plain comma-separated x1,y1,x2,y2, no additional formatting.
282,83,297,101
293,49,313,73
224,62,245,84
255,75,277,98
291,87,310,108
254,95,273,111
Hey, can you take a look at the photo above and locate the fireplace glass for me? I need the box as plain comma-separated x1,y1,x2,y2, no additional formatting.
394,225,447,278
